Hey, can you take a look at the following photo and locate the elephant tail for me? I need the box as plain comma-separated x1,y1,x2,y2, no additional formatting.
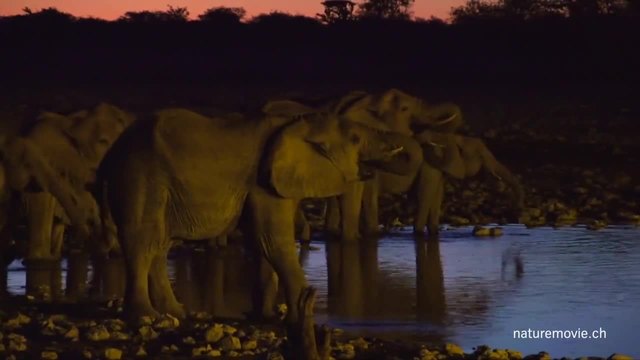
95,176,120,256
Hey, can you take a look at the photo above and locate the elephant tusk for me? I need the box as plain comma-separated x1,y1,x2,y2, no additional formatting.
426,140,445,148
435,112,457,125
388,146,404,156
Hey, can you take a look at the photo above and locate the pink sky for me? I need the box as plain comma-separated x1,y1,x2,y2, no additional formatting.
0,1,466,21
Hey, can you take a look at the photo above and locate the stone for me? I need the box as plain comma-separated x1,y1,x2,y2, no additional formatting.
104,348,123,360
205,324,225,343
219,335,242,351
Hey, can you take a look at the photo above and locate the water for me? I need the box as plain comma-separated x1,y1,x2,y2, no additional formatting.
5,225,640,358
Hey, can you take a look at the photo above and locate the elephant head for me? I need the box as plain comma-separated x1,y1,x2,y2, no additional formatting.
333,89,462,136
36,103,135,180
261,100,424,199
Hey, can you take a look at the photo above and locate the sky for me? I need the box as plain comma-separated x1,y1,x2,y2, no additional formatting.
0,0,467,21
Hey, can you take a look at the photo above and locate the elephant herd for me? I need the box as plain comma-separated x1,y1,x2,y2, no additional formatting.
0,89,523,357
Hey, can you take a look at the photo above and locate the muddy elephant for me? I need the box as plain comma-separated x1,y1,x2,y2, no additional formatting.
0,103,134,264
323,89,523,238
96,100,422,353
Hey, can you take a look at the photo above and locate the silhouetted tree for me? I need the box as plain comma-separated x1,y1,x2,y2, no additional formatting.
357,0,415,19
118,5,189,23
450,0,505,22
248,11,321,27
198,7,246,24
451,0,630,22
317,0,357,23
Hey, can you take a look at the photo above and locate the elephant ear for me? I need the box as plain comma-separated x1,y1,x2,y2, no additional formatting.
37,110,87,130
264,116,357,199
332,91,370,115
262,100,315,117
367,88,404,116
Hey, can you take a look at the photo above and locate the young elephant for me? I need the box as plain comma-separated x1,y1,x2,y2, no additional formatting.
96,101,422,337
8,103,134,262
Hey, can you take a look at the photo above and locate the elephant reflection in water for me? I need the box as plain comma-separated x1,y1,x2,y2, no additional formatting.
172,246,255,318
325,240,380,319
415,238,446,325
324,235,446,326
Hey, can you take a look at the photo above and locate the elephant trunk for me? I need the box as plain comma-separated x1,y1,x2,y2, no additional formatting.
362,131,424,177
415,102,464,133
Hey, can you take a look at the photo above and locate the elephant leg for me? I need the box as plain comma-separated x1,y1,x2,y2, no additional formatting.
255,255,279,320
325,197,341,236
340,181,364,243
414,164,445,236
248,189,306,326
294,206,311,244
50,223,65,259
149,248,186,318
361,176,380,237
25,192,57,261
122,227,159,320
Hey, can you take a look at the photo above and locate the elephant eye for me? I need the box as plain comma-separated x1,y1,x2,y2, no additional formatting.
349,133,361,145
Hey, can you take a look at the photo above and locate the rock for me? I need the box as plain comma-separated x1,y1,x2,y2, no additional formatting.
161,344,179,353
110,331,130,340
138,316,153,326
219,335,242,351
183,336,196,345
5,313,31,328
41,351,59,359
135,346,147,357
242,339,258,350
444,343,465,357
336,343,356,359
8,333,27,352
507,349,523,359
0,344,5,352
223,324,238,335
104,319,126,332
138,325,159,341
86,325,110,341
607,354,633,360
207,349,222,357
349,337,369,351
104,348,123,360
419,348,438,360
472,226,503,237
82,349,93,359
205,324,225,343
154,314,180,329
192,345,213,356
63,325,80,341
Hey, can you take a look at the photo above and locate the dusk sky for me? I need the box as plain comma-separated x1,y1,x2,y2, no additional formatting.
0,1,466,21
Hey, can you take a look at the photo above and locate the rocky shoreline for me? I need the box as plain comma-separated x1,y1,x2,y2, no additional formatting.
0,301,634,360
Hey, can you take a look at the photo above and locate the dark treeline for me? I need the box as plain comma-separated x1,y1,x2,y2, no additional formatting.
1,5,640,93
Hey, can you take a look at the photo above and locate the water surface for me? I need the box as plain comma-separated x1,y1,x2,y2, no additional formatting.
6,225,640,358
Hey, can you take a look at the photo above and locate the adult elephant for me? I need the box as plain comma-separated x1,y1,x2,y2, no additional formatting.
1,103,134,263
96,100,422,356
323,89,523,238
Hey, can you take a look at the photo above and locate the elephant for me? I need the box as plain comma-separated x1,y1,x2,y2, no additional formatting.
1,103,134,265
321,89,524,238
95,100,422,357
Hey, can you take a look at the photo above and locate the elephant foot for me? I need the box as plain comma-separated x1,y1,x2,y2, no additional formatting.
155,300,187,319
125,302,161,323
